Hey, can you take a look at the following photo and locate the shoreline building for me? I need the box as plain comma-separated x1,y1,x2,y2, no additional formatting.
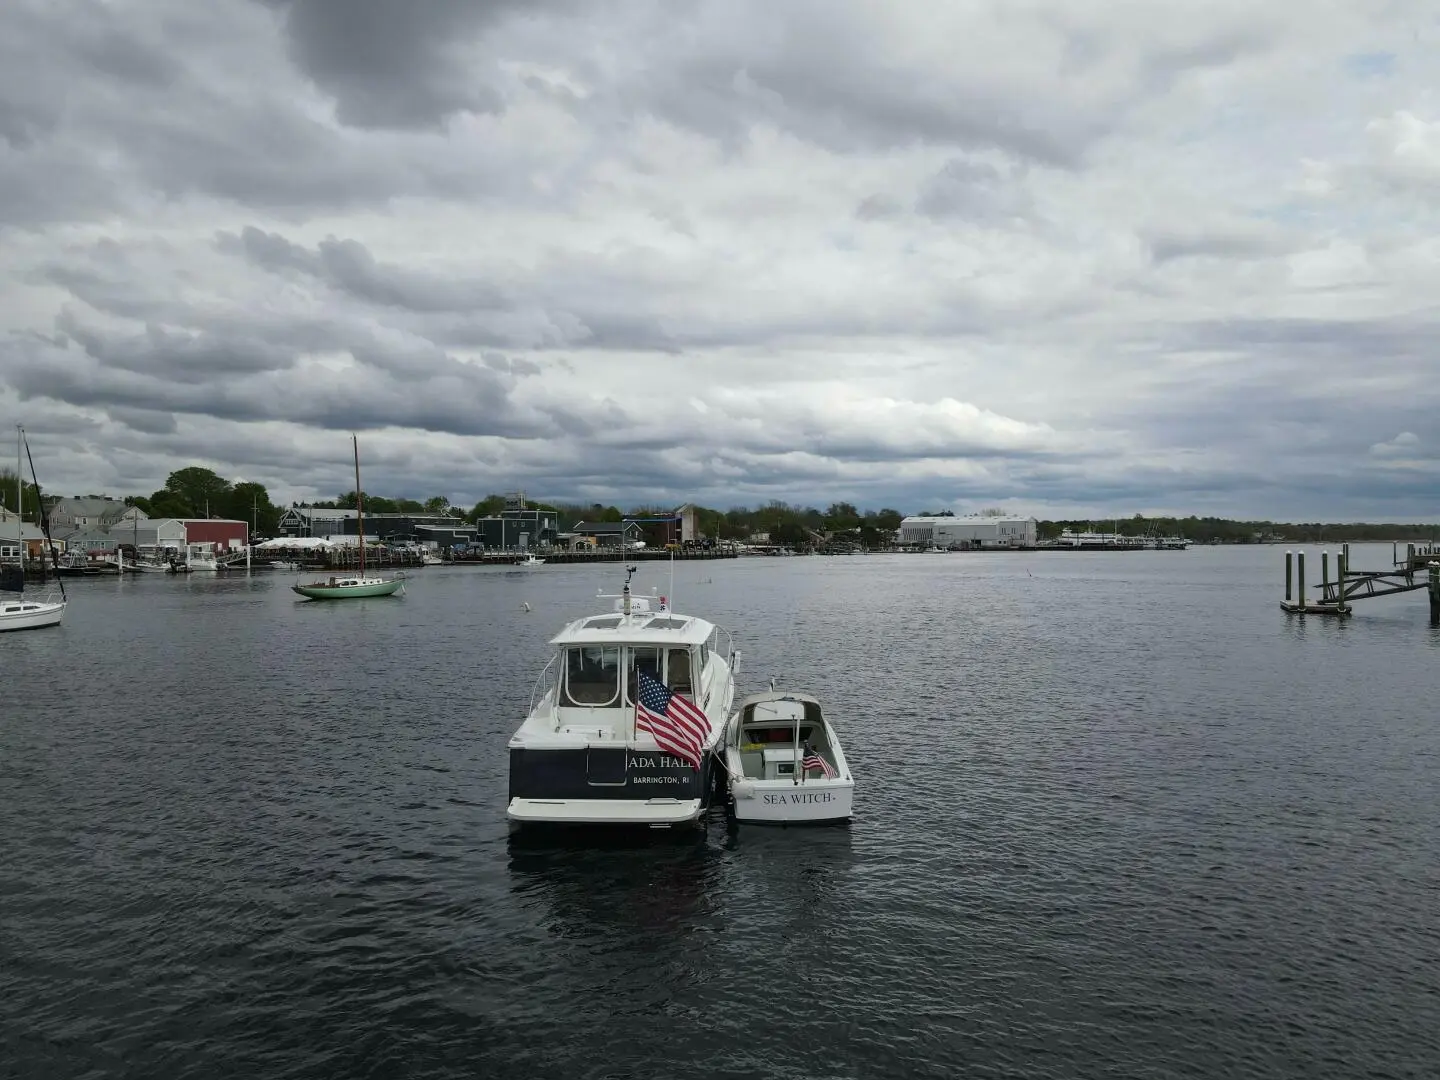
474,493,558,552
899,514,1038,549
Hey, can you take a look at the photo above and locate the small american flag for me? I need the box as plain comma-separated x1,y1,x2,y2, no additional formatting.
635,669,708,769
801,742,837,779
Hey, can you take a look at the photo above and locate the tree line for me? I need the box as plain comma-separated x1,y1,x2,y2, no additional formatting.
14,464,1438,545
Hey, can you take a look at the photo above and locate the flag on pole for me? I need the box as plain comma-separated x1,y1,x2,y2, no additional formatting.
635,669,708,769
801,741,837,779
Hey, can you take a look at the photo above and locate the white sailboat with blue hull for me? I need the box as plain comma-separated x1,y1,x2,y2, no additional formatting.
506,565,740,829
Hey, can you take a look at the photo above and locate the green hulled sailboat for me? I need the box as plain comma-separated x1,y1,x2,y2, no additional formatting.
292,435,405,601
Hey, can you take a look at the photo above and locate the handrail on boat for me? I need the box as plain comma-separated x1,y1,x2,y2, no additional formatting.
527,652,558,716
713,624,736,667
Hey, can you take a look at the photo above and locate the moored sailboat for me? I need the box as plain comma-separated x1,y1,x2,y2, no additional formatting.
292,435,404,600
1,426,66,632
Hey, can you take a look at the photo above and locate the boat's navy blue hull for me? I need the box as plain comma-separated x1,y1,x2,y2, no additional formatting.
507,746,721,825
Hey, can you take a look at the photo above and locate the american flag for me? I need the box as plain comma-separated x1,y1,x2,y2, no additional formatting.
635,669,709,769
801,742,837,779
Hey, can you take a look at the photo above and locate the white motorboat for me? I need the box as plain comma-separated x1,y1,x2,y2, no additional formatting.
186,544,220,572
516,553,545,567
723,691,854,825
506,565,739,830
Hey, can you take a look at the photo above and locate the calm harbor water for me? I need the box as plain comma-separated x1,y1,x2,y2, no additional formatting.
3,547,1438,1079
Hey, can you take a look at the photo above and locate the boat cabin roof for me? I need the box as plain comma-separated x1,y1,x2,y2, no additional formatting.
735,692,823,724
551,603,715,647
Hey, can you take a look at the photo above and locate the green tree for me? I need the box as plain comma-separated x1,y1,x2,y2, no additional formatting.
467,495,506,521
147,489,194,519
824,501,860,531
227,481,280,535
0,468,41,520
871,508,903,533
164,467,231,518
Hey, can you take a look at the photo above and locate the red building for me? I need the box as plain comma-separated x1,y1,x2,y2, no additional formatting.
181,518,249,553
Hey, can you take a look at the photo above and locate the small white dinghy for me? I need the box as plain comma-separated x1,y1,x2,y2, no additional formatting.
723,691,853,824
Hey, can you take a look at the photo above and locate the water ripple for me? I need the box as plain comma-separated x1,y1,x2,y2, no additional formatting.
2,550,1438,1078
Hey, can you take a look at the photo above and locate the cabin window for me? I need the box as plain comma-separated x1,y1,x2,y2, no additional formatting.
625,647,662,704
666,649,694,695
563,646,621,706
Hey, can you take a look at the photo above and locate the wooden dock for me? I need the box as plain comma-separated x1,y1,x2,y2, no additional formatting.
1281,543,1440,625
447,547,738,567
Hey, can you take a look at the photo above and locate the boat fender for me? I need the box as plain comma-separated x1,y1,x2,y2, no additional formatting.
732,780,756,800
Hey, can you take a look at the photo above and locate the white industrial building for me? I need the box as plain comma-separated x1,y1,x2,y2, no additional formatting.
899,515,1038,549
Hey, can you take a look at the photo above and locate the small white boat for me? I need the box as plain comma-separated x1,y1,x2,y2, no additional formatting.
0,590,66,631
723,691,853,825
516,553,545,567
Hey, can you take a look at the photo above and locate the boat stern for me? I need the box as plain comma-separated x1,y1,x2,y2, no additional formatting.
507,796,704,828
728,778,854,824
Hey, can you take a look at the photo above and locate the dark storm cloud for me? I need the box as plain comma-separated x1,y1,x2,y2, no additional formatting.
0,0,519,224
262,0,553,130
53,307,298,384
218,227,510,312
4,309,554,441
104,407,180,436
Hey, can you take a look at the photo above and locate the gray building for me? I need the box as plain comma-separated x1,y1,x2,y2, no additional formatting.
277,507,473,547
277,507,360,537
48,496,130,532
475,508,558,550
572,521,644,548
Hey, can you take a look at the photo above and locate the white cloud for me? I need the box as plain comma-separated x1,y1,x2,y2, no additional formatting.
1,0,1438,520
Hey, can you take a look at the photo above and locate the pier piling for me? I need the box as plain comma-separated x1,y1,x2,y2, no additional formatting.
1321,550,1329,596
1337,546,1348,615
1298,551,1306,611
1430,563,1440,627
1285,551,1293,604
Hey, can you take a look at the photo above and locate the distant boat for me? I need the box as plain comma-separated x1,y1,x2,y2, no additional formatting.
292,435,404,600
516,553,545,567
1,426,66,632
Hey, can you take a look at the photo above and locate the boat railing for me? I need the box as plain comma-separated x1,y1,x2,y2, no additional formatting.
527,653,559,716
713,624,739,673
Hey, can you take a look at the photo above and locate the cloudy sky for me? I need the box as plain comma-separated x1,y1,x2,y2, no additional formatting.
2,1,1437,521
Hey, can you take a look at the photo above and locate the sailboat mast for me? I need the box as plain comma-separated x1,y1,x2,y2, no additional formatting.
15,425,21,522
22,430,65,601
354,434,365,576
